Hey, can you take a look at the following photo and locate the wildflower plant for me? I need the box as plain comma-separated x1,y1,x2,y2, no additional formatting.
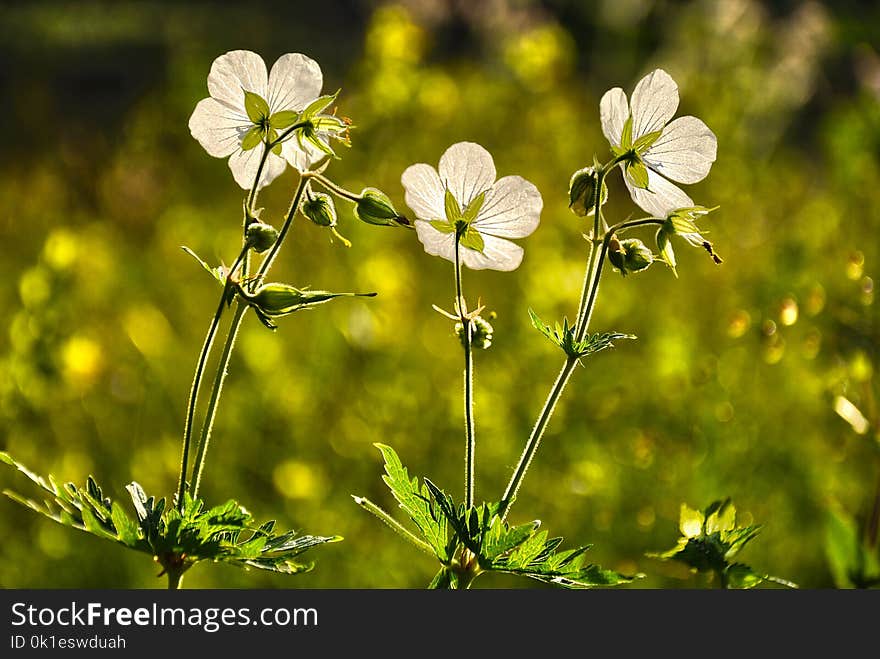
649,499,798,589
2,50,408,588
355,69,728,588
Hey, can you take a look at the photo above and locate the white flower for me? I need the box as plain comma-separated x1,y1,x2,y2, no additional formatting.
188,50,329,190
600,69,717,217
401,142,542,272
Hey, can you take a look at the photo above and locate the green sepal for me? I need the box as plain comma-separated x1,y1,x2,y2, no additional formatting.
632,129,663,154
462,190,486,223
656,227,677,277
459,227,485,253
243,90,270,123
429,219,456,234
620,115,634,149
240,126,264,152
444,188,462,223
625,159,650,189
269,110,300,130
301,90,340,119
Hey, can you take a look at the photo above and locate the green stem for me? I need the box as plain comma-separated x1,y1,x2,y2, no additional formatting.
574,166,608,331
176,247,248,510
499,156,641,519
499,357,577,519
252,175,311,287
189,302,247,497
454,234,476,509
190,176,310,498
167,568,184,590
309,173,362,203
353,496,435,556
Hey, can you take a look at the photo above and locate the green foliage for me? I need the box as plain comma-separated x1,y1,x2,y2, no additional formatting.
529,309,635,362
649,499,797,588
1,452,340,580
361,445,638,589
824,506,880,589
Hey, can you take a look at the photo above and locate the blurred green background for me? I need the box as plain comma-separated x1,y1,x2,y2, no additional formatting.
1,0,878,589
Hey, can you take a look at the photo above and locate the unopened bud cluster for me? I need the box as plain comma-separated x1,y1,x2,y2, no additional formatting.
608,235,653,276
455,315,494,350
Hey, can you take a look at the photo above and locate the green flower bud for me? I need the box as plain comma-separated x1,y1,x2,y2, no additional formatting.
301,191,338,227
568,166,607,217
608,236,653,277
242,282,376,330
355,188,410,228
245,222,279,253
455,315,494,350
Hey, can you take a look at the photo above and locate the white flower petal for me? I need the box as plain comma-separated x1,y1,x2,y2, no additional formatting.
630,69,679,141
599,87,629,147
414,219,456,261
227,148,287,190
643,116,717,184
207,50,268,111
401,163,446,221
267,53,323,113
472,175,542,239
189,97,250,158
460,233,524,272
438,142,496,209
623,166,693,217
280,137,327,173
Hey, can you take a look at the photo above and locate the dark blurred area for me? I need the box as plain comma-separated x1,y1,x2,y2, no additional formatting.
0,0,878,588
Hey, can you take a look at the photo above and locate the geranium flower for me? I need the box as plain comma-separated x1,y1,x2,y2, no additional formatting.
600,69,717,217
189,50,335,189
401,142,542,271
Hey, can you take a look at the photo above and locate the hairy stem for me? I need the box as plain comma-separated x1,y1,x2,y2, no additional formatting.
176,141,271,511
190,176,310,498
353,496,435,556
499,157,644,519
454,235,476,509
176,247,248,510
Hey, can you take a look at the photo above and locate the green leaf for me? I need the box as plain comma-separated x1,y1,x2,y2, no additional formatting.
444,188,462,223
706,498,736,534
632,129,663,154
243,90,270,123
269,110,300,130
459,227,485,253
528,309,635,361
724,563,767,589
625,160,650,189
111,503,140,547
679,504,704,538
487,525,641,588
481,517,540,562
373,444,449,561
181,247,225,285
429,219,456,234
825,507,862,588
240,126,264,152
